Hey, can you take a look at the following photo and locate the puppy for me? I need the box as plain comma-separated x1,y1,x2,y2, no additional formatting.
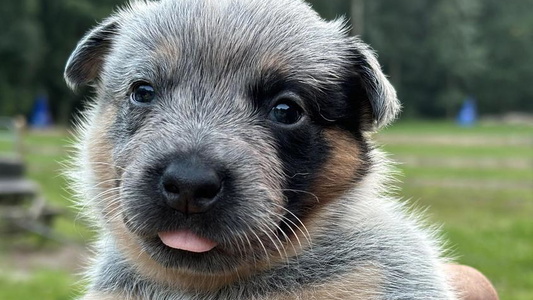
65,0,460,299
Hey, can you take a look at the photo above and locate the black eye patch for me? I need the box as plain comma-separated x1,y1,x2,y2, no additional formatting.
248,68,356,129
248,70,315,118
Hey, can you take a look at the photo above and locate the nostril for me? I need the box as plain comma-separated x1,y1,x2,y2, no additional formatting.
163,181,180,195
195,179,221,200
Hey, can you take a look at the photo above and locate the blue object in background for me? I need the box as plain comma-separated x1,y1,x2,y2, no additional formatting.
29,95,53,128
457,97,477,127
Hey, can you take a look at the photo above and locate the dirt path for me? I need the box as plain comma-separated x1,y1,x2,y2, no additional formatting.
0,244,88,279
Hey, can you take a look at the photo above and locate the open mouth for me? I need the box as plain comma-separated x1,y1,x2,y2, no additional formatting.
158,230,219,253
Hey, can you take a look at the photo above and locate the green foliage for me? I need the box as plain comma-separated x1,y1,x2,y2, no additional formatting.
0,0,125,123
0,0,44,115
0,269,83,300
309,0,533,118
474,0,533,114
363,0,486,118
0,0,532,122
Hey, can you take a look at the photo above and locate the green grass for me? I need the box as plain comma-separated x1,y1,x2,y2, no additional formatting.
401,166,533,181
380,120,533,135
400,186,533,300
0,269,82,300
0,121,531,299
383,144,533,158
379,121,533,300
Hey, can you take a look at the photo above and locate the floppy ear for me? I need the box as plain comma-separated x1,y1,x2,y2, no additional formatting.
64,17,119,90
351,39,401,131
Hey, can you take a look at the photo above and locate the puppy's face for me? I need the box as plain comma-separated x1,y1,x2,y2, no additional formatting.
66,0,399,277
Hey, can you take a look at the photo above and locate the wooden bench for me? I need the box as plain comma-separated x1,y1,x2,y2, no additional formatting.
0,118,62,240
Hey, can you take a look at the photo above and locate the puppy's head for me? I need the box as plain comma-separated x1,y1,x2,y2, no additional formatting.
66,0,399,287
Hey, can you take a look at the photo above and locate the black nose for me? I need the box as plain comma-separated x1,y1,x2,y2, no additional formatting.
160,156,222,214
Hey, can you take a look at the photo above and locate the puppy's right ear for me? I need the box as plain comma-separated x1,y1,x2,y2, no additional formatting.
349,38,401,132
64,17,119,90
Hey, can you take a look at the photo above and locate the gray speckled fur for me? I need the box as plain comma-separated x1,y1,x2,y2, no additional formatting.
87,169,455,300
65,0,456,299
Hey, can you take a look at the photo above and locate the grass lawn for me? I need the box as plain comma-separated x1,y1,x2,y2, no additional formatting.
0,121,531,299
378,121,533,300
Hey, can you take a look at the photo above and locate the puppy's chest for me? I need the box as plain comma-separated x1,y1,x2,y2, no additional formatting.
132,273,382,300
94,239,385,300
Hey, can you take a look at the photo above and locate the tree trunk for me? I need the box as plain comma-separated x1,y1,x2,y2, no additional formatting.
351,0,365,36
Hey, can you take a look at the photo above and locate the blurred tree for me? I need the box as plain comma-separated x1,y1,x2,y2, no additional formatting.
350,0,365,36
427,0,485,118
364,0,485,118
0,0,44,116
473,0,533,115
0,0,124,123
308,0,533,118
0,0,532,123
307,0,350,21
36,0,125,124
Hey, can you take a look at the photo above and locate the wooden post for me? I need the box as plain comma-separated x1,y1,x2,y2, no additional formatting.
13,115,26,159
351,0,365,36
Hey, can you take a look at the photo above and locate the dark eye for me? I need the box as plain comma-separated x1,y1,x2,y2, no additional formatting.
131,83,155,104
268,100,303,125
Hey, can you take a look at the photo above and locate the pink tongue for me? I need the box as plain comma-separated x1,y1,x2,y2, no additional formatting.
158,230,218,253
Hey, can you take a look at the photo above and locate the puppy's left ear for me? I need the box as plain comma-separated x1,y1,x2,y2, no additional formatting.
350,39,401,131
64,17,120,90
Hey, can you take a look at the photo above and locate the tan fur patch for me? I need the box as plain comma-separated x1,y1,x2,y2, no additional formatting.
271,264,383,300
259,54,291,75
153,39,180,62
312,128,363,205
86,105,121,219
